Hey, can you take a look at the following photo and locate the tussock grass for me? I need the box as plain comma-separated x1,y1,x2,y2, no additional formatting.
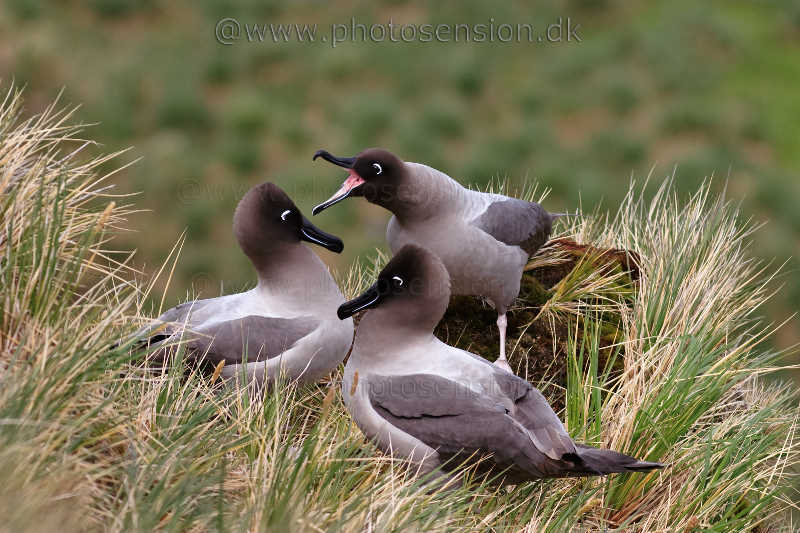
1,89,798,532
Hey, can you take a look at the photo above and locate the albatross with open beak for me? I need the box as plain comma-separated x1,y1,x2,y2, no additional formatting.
313,147,560,372
338,244,663,482
130,182,354,386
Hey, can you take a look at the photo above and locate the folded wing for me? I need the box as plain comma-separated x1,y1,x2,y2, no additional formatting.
471,198,553,255
367,372,664,479
368,373,576,479
185,315,319,364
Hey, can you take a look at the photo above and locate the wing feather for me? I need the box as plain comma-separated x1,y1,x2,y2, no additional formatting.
471,198,553,255
491,370,576,460
368,373,576,474
185,315,319,364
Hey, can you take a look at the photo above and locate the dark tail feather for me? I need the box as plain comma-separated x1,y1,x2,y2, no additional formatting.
109,333,165,352
109,327,174,369
110,320,174,352
565,444,665,476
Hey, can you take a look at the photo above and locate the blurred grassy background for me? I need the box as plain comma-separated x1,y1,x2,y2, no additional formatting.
1,0,798,355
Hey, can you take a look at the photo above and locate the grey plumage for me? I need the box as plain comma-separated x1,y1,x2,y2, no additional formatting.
472,198,554,255
133,307,318,364
182,315,319,364
368,371,658,480
338,244,664,483
312,148,563,370
127,183,353,386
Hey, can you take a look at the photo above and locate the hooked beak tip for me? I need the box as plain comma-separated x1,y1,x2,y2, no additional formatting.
313,149,356,169
299,217,345,253
336,282,381,320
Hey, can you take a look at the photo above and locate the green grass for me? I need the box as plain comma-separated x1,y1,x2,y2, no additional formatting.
2,88,798,531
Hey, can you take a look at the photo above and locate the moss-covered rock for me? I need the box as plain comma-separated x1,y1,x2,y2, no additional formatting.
434,238,640,404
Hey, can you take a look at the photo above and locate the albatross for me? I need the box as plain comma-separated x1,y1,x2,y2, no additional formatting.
337,244,663,482
130,182,354,386
313,147,560,372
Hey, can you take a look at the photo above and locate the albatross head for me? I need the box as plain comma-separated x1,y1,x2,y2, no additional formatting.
311,147,407,215
337,244,450,330
234,183,344,265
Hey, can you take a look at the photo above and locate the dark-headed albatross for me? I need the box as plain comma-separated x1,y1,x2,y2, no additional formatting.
132,182,354,386
337,244,663,482
313,148,559,372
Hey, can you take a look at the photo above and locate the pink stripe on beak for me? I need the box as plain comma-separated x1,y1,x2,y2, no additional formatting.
312,171,365,215
341,172,365,194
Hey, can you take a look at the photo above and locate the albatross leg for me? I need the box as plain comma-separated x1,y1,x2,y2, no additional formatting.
494,312,512,373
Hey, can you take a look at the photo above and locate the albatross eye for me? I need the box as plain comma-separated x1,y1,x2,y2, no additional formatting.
280,209,292,221
391,275,404,287
372,162,383,175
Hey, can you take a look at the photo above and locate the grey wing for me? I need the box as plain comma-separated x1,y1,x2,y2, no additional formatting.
491,370,576,461
368,373,575,477
122,300,202,349
471,198,553,255
185,315,319,364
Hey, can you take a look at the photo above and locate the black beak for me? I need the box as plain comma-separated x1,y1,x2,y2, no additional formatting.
313,149,356,169
337,281,382,320
299,215,344,253
312,184,359,216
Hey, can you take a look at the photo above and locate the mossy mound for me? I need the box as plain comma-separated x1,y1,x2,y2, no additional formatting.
433,239,640,407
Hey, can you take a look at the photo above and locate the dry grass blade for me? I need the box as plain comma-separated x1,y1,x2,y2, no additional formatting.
1,87,797,532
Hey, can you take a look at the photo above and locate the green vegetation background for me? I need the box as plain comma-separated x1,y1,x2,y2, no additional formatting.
2,0,798,354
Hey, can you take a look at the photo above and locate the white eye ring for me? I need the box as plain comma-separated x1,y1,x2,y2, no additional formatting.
372,162,383,175
280,209,291,221
392,275,403,286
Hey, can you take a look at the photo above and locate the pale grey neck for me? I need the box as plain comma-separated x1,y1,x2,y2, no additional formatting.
393,163,469,223
255,244,343,311
352,304,439,355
